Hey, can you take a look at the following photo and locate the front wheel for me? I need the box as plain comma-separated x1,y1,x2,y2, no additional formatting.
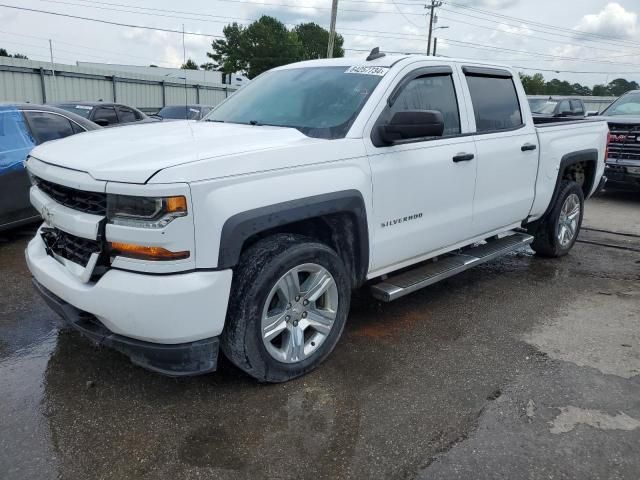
529,180,584,257
221,234,351,383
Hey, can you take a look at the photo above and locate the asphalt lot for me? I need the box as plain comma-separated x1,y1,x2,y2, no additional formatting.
1,188,639,480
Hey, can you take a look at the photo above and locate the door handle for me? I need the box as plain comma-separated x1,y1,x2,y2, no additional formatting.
521,143,537,151
453,153,474,163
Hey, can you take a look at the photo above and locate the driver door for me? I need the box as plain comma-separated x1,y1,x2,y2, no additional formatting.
364,64,478,274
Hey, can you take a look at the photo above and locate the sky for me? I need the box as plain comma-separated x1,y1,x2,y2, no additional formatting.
0,0,639,87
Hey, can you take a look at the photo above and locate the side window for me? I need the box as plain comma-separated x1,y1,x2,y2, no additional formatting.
570,100,584,115
93,106,118,125
465,75,523,132
70,121,86,134
558,100,570,115
0,110,35,173
23,111,75,143
382,74,461,137
116,106,137,123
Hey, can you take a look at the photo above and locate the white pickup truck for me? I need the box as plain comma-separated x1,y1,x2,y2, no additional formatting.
25,52,608,382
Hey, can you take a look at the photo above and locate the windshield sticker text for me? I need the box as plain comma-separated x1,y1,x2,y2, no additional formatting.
345,66,389,76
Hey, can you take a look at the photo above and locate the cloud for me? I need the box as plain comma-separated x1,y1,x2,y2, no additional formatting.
122,28,212,67
574,2,638,39
489,22,532,47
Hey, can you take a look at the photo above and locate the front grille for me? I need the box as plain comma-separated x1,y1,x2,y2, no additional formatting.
608,123,640,161
41,228,101,267
35,177,107,216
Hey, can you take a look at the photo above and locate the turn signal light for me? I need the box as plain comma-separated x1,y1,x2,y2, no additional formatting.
109,242,190,261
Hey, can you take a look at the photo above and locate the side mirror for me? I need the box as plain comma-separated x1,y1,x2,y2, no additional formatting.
378,110,444,145
587,111,599,117
93,118,109,127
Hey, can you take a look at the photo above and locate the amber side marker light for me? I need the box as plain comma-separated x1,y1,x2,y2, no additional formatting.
109,242,190,261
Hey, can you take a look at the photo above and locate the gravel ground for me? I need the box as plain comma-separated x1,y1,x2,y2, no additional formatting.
0,188,638,480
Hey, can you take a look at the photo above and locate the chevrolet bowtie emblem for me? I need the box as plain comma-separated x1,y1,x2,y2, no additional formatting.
41,204,54,226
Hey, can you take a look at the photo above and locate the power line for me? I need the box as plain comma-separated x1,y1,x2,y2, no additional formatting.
441,1,640,49
0,3,225,37
514,66,640,75
7,1,640,72
435,14,639,58
0,28,175,65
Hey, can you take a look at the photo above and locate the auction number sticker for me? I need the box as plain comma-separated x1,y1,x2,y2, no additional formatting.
345,66,389,76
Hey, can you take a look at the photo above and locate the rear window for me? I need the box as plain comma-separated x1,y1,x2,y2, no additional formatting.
57,104,92,119
157,106,200,120
465,75,523,132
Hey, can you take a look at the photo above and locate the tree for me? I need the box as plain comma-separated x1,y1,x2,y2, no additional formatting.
206,16,343,78
207,22,249,76
592,84,610,96
607,78,639,97
0,48,28,59
519,73,546,95
200,62,217,71
181,58,199,70
294,22,344,60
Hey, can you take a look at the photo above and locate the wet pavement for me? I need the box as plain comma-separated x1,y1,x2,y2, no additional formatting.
1,189,639,480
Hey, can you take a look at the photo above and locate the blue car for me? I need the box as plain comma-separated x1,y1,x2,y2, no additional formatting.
0,103,100,231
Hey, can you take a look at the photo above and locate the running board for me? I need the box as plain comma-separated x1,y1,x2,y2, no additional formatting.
370,232,534,302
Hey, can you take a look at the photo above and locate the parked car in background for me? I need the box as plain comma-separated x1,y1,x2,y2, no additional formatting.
528,97,586,123
0,103,99,231
153,105,214,121
53,102,153,127
597,90,640,189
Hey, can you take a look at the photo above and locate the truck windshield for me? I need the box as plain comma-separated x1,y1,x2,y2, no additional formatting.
531,100,558,114
203,66,384,139
601,92,640,116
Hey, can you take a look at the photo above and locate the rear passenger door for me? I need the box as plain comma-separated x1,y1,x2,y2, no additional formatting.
116,106,138,124
365,64,478,273
92,106,119,126
570,100,584,117
23,111,76,143
460,66,538,235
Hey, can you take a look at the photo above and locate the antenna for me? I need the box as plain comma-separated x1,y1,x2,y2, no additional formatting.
366,47,386,61
182,24,188,117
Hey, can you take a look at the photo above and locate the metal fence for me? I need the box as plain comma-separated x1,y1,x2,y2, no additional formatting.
0,57,237,113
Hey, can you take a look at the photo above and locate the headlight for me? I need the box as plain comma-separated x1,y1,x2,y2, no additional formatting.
107,194,187,228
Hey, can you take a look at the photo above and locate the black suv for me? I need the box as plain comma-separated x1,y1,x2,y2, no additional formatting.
598,90,640,189
53,102,153,127
529,97,586,124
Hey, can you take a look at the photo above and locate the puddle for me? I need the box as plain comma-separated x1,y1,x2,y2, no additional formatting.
550,406,640,434
523,291,640,378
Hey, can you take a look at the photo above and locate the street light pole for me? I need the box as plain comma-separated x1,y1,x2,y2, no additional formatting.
426,0,442,56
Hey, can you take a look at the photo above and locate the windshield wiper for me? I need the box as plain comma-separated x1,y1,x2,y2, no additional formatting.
249,120,262,126
205,119,225,123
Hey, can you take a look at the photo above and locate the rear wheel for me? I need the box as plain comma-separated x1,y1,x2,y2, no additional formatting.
530,180,584,257
221,234,351,382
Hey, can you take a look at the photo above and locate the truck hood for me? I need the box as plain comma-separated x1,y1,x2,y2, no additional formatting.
30,120,316,184
596,115,640,125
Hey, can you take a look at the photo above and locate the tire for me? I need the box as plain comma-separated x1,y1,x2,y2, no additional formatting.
529,180,584,258
221,233,351,383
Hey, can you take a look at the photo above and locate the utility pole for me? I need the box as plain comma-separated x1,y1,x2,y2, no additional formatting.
327,0,339,58
426,0,442,56
49,39,57,101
